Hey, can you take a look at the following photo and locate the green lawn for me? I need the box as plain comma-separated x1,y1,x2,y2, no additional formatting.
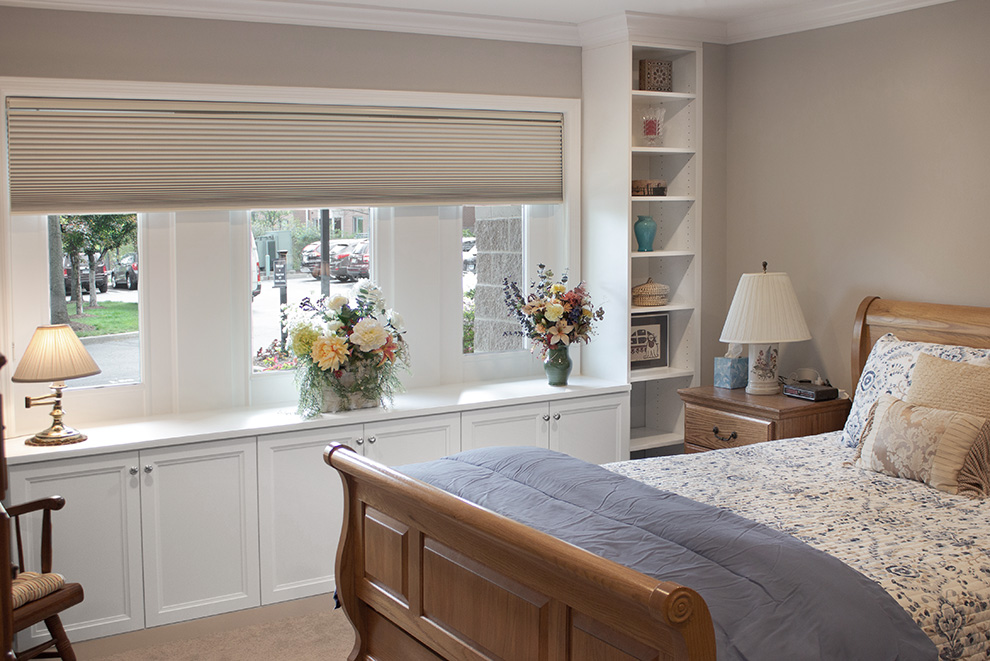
68,301,139,337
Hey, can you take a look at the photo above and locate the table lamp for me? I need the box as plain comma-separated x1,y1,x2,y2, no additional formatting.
11,324,101,446
719,262,810,395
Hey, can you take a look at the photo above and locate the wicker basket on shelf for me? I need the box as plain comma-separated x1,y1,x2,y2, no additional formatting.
631,278,669,307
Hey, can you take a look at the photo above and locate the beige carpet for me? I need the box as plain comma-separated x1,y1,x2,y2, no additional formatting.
83,607,356,660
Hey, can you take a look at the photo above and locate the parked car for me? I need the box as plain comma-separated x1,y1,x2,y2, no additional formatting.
63,253,108,294
344,241,370,281
251,232,261,299
330,240,366,281
462,236,477,273
111,252,139,290
303,239,359,279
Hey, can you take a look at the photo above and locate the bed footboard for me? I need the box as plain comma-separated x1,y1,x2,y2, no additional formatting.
324,443,716,661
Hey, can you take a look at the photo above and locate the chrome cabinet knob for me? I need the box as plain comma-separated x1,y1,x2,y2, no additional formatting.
542,414,550,421
144,465,153,473
129,466,139,475
368,436,377,444
356,438,364,445
553,413,561,420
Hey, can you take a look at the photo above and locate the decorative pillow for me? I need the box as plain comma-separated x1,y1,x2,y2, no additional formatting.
905,352,990,418
840,334,990,448
855,394,990,496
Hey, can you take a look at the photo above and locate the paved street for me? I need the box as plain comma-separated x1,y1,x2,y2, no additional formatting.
69,271,358,388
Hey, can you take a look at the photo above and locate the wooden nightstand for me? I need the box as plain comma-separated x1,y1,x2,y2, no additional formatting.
677,386,852,454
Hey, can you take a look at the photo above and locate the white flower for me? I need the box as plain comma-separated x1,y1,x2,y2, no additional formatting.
327,295,348,312
388,310,405,333
356,280,387,312
544,302,565,322
350,317,389,352
327,319,343,332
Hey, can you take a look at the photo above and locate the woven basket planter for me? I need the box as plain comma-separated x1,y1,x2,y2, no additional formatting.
632,278,669,307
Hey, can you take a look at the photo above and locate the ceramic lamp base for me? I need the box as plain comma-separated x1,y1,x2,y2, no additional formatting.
745,343,780,395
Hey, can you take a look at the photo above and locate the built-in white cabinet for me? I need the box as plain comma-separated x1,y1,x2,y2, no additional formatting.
5,384,625,643
140,438,259,627
8,452,143,643
256,413,459,606
461,393,626,464
8,436,259,644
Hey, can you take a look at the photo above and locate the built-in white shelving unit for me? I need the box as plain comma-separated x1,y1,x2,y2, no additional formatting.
582,33,703,456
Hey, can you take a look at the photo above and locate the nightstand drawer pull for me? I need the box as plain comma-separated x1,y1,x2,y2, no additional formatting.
712,426,738,443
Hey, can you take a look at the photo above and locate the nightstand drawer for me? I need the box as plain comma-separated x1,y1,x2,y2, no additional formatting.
684,404,773,452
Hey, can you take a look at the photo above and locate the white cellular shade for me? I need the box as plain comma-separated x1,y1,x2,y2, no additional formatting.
719,271,811,344
11,325,101,383
5,98,564,213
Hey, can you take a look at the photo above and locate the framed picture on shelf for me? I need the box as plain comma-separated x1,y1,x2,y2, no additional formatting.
630,313,668,370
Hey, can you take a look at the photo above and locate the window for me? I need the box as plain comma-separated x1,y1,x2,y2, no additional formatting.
250,208,371,374
461,205,526,355
49,214,141,389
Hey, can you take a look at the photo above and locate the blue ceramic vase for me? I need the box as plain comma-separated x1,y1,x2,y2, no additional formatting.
634,215,657,252
544,345,572,386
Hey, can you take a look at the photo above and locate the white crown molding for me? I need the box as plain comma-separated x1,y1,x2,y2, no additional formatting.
0,0,583,45
725,0,958,44
0,0,962,46
579,12,725,49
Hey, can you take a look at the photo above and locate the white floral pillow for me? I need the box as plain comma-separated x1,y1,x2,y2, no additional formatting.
841,334,990,448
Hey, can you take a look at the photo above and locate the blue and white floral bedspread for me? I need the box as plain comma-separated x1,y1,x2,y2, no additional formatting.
607,433,990,660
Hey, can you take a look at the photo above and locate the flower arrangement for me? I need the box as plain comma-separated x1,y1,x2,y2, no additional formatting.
502,264,605,356
286,281,409,418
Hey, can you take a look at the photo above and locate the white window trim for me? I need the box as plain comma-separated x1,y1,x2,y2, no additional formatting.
0,77,580,435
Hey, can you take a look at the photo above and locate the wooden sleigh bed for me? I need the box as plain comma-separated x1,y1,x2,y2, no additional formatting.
324,296,990,661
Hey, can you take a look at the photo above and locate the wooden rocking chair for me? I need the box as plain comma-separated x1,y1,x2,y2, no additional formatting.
1,355,84,660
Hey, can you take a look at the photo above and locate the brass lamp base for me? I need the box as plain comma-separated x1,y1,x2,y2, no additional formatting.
23,384,89,446
25,423,88,446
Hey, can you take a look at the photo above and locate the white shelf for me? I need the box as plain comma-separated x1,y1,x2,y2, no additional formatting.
630,250,694,259
631,147,695,155
631,90,696,102
631,195,695,203
629,366,694,383
630,303,694,314
629,429,683,453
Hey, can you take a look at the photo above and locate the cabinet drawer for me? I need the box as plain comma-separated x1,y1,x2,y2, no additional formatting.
684,404,773,452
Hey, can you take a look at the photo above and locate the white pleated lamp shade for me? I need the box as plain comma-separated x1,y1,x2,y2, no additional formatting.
11,325,101,383
719,271,811,344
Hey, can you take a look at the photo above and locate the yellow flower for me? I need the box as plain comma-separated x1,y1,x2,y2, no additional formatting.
311,335,350,371
544,302,565,322
289,322,320,358
551,283,566,294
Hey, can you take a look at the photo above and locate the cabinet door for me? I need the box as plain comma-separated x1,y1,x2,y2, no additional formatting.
460,402,550,451
550,394,628,464
140,437,260,627
363,413,460,467
258,424,360,605
8,451,144,643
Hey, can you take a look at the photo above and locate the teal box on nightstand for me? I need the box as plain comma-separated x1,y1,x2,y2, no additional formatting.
714,356,747,389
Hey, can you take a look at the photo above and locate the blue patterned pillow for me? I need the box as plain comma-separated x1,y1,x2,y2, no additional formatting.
841,334,990,448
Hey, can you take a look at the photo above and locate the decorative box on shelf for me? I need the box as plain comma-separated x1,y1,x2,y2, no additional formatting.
632,179,667,196
714,356,747,389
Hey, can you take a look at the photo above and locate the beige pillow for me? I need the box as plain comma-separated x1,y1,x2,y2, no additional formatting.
905,351,990,417
856,394,990,497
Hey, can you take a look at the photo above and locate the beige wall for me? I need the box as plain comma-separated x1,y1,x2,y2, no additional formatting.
724,0,990,392
701,43,728,386
0,6,581,98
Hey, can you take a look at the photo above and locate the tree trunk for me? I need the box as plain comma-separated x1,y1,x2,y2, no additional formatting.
48,216,70,324
86,252,98,308
70,253,83,313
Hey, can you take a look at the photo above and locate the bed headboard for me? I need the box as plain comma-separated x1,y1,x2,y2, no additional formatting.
852,296,990,389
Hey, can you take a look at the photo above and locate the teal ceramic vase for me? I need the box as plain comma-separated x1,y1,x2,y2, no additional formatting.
544,345,572,386
634,215,657,252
